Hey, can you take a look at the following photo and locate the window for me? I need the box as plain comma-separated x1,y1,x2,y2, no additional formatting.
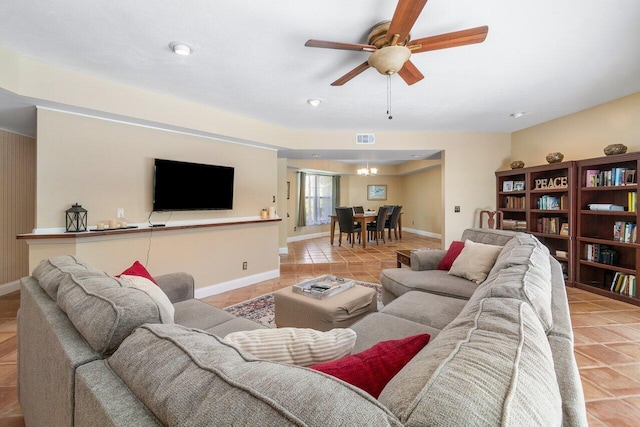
304,174,333,226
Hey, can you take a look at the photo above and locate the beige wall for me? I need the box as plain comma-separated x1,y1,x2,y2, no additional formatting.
25,225,279,293
347,175,403,211
510,93,640,169
402,166,443,237
1,129,36,284
37,108,278,228
33,108,280,291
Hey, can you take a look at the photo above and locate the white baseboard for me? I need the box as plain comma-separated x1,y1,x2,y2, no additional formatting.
0,280,20,296
402,228,442,240
194,269,280,299
286,231,330,243
279,246,288,255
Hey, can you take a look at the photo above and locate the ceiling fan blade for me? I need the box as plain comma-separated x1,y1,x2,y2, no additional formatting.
386,0,428,45
398,60,424,85
331,61,371,86
409,26,489,53
305,39,376,52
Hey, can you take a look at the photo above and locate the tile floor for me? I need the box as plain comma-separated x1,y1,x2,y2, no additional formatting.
2,232,640,425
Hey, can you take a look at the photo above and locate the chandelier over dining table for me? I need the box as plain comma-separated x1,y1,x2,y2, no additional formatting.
357,162,377,176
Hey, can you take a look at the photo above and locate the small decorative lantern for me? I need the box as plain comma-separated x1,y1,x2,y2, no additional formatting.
65,203,88,232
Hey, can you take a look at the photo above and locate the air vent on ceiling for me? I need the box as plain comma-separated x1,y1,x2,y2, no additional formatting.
356,133,375,144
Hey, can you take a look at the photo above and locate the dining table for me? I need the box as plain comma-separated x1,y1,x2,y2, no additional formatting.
329,211,402,248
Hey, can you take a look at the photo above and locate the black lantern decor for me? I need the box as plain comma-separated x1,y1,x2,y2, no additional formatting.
65,203,88,232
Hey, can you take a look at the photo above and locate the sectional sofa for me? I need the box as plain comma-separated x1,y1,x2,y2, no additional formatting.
17,228,587,426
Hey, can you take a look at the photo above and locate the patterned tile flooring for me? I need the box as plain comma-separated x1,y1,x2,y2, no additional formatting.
2,232,640,425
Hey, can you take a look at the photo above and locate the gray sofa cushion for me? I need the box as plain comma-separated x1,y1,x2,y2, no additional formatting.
379,298,562,426
108,324,403,426
32,255,104,300
56,273,170,356
75,360,162,426
470,236,554,333
381,291,468,330
350,312,441,354
381,269,477,303
460,227,518,246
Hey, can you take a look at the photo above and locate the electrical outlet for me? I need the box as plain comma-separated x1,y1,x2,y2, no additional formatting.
242,261,248,270
116,208,125,218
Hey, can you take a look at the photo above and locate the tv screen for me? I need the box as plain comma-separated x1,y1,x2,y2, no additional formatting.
153,159,234,211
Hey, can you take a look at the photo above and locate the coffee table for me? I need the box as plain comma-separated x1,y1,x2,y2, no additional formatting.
274,284,377,331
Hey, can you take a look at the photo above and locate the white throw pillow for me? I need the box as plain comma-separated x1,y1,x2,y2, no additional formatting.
448,239,503,284
224,327,357,367
119,274,174,323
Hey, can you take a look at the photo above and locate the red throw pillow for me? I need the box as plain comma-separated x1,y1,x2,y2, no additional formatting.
437,240,465,270
310,333,430,398
117,261,158,285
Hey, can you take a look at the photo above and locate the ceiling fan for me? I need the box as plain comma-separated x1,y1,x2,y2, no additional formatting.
305,0,488,86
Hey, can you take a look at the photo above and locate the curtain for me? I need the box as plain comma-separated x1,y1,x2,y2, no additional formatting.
332,175,341,214
296,171,306,227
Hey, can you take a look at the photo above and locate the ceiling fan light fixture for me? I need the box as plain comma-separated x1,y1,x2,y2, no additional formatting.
368,46,411,75
307,99,321,107
169,42,192,56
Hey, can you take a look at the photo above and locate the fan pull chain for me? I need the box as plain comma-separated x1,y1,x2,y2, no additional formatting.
386,75,393,120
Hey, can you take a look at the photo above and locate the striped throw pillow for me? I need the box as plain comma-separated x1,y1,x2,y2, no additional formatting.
224,328,356,366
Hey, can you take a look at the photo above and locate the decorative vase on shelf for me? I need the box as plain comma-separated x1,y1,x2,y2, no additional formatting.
546,152,564,163
510,160,525,169
603,144,627,156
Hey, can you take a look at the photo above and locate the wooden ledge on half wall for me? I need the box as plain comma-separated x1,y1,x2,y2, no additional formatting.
17,217,282,241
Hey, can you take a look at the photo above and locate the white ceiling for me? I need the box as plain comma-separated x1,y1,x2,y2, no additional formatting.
1,1,639,148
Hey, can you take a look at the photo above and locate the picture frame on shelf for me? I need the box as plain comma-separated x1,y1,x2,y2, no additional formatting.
513,181,525,191
367,185,387,201
502,181,514,192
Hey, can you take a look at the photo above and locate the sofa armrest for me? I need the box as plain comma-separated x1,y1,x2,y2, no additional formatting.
410,249,446,271
154,273,194,303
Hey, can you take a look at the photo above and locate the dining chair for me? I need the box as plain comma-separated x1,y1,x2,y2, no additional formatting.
335,207,362,247
366,206,390,245
385,205,402,240
479,210,503,229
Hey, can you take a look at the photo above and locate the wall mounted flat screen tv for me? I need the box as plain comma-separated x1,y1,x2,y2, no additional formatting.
153,159,234,211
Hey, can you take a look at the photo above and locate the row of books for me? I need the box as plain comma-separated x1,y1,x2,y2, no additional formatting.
503,196,525,209
536,217,563,235
585,168,636,187
628,191,637,213
585,244,618,265
536,195,567,210
502,219,527,231
610,272,637,297
613,221,637,243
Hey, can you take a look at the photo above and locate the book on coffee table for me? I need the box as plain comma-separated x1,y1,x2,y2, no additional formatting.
292,275,355,299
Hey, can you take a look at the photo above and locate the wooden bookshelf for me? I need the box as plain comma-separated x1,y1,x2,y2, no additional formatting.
576,152,639,306
496,162,576,285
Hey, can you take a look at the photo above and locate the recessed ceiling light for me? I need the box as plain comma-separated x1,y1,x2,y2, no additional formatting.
411,154,421,158
307,99,321,107
510,112,526,118
311,154,322,158
169,42,193,56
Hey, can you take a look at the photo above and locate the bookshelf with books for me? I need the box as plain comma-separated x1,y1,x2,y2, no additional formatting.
496,162,576,285
576,152,639,306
